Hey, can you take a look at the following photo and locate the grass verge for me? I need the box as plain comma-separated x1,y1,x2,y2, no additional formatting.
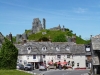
0,70,32,75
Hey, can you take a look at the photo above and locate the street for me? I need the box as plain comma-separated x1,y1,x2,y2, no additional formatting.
30,69,89,75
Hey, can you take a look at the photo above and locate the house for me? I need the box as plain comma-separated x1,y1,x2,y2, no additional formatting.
15,42,86,69
85,44,92,69
91,35,100,74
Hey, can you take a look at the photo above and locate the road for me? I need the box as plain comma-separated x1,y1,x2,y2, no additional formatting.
31,69,89,75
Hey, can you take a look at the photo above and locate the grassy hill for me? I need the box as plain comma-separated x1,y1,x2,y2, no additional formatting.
25,29,90,44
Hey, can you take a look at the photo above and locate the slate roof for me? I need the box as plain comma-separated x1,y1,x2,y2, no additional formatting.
91,34,100,50
15,42,85,55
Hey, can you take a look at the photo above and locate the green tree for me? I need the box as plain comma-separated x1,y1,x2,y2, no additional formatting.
0,38,18,69
38,37,49,41
52,34,67,42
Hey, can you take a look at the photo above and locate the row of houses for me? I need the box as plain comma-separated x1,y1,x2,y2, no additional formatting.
0,32,92,69
15,42,90,69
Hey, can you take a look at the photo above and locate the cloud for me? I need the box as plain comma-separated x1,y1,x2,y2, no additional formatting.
73,7,88,13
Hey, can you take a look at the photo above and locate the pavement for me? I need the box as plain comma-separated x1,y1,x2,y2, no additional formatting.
24,69,90,75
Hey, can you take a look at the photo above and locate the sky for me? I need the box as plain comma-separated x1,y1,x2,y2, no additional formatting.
0,0,100,40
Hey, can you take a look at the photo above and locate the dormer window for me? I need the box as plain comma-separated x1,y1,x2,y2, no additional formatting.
66,45,70,51
85,45,90,52
42,46,47,51
56,45,60,51
27,45,32,54
86,47,90,51
27,45,32,50
27,47,31,50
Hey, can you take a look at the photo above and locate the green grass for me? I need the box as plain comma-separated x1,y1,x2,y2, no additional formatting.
25,29,90,44
27,29,73,41
0,70,32,75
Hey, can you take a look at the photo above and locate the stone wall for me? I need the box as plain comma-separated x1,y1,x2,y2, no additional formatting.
32,18,43,33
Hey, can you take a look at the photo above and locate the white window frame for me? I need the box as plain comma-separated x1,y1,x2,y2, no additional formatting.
56,45,60,51
66,45,70,51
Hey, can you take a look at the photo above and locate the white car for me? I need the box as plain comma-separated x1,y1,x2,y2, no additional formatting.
39,65,47,71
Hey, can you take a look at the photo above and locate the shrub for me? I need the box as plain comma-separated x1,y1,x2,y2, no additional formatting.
0,38,18,69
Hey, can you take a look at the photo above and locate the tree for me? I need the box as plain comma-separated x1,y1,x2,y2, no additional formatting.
38,37,49,41
52,34,67,42
0,38,18,69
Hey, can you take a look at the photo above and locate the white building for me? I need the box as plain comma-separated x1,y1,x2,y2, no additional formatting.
15,42,86,69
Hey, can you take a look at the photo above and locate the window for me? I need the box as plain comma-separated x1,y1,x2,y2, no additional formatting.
42,46,47,51
27,45,32,54
85,45,90,52
77,63,79,67
43,55,45,58
66,45,70,51
33,55,36,59
56,45,60,51
44,60,46,64
28,47,31,50
57,55,61,59
27,46,32,50
27,56,29,60
24,60,27,65
19,60,22,62
67,54,70,58
86,48,90,51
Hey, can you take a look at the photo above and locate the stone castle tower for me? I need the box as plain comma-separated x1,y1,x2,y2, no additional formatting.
32,18,43,33
32,18,46,33
43,18,46,29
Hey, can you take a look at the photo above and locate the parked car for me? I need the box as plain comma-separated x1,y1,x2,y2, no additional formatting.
24,64,34,71
16,63,24,70
39,64,47,71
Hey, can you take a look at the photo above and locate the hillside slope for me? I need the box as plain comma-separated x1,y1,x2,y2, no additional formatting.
25,29,90,44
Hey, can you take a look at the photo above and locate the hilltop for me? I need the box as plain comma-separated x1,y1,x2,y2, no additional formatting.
24,29,90,44
4,18,90,44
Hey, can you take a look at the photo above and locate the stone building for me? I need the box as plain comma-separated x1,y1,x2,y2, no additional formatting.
85,44,92,69
16,33,27,43
15,42,86,69
43,18,46,29
50,24,61,31
6,33,13,43
66,34,76,43
91,34,100,74
32,18,43,33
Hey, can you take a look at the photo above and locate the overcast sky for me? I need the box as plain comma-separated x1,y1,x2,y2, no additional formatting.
0,0,100,39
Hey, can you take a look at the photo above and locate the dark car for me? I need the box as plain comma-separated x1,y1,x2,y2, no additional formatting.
24,64,34,71
16,63,24,70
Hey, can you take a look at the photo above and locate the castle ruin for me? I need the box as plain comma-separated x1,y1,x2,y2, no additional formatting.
32,18,46,33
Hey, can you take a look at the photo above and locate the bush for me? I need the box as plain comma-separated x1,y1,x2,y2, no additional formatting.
38,37,49,41
52,34,67,42
0,38,18,69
